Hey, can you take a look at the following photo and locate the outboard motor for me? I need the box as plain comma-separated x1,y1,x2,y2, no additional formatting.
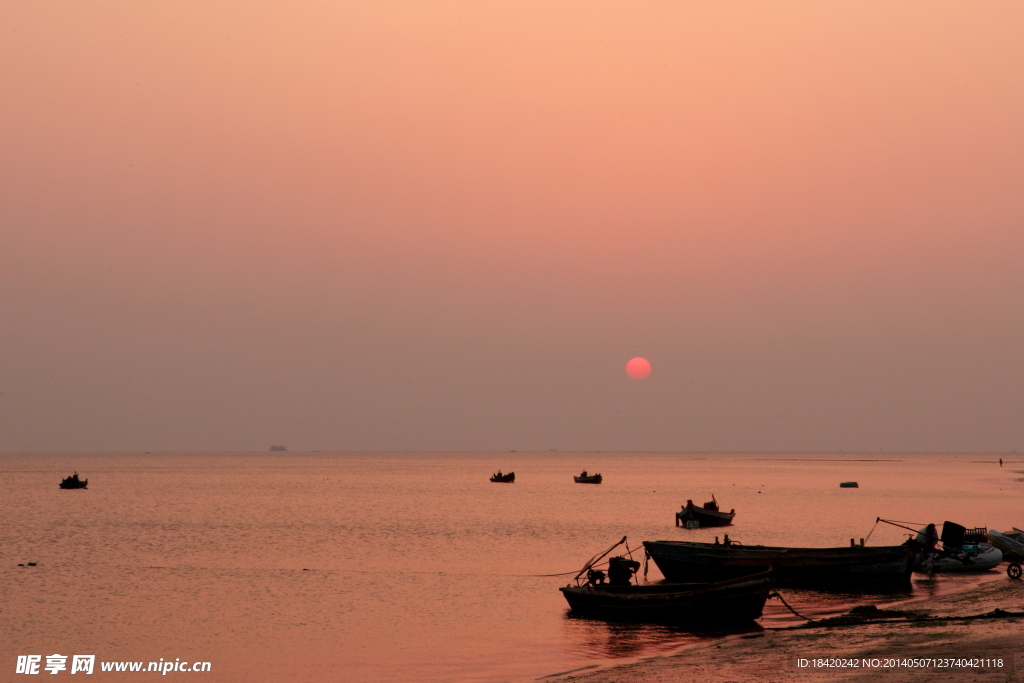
941,522,966,551
607,556,641,586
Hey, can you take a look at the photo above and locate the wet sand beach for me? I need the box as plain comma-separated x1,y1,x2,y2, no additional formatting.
546,578,1024,683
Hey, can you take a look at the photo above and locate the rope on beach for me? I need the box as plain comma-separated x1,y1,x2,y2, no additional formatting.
768,592,815,622
768,607,1024,631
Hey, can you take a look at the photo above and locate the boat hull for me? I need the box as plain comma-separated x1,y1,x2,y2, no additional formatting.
644,540,915,589
574,474,602,484
560,573,771,621
490,472,515,483
915,545,1003,573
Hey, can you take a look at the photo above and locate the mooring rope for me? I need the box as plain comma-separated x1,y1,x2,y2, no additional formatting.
768,592,815,621
529,558,615,577
881,518,929,527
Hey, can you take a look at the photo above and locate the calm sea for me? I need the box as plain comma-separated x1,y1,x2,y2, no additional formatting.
2,452,1021,682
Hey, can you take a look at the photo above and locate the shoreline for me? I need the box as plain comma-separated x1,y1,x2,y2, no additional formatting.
541,574,1024,682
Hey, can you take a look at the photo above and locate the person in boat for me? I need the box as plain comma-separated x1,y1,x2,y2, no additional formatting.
495,471,502,477
580,470,587,477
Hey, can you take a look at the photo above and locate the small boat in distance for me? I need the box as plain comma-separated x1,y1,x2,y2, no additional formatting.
59,473,88,489
490,471,515,483
574,470,602,484
269,444,287,451
839,481,858,488
676,495,734,527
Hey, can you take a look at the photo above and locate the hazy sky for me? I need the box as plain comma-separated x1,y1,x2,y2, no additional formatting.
2,2,1022,452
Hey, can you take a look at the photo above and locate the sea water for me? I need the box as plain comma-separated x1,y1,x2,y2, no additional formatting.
2,452,1021,682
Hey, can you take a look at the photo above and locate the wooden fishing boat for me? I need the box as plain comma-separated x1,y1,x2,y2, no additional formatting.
574,471,602,484
675,496,734,527
561,571,771,621
490,471,515,483
59,473,88,489
559,536,770,621
643,538,915,588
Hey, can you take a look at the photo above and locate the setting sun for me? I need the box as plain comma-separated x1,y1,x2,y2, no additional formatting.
625,357,652,381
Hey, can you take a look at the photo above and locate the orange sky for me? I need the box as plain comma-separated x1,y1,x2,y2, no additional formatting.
1,2,1022,451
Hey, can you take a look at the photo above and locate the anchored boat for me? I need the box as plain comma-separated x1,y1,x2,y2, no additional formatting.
643,537,915,589
59,473,88,489
573,470,602,484
559,537,771,621
561,572,772,621
490,471,515,483
675,495,734,527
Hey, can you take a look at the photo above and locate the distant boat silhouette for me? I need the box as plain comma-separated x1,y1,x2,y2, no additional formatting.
676,495,735,527
490,471,515,483
59,472,88,489
573,470,602,484
269,444,287,452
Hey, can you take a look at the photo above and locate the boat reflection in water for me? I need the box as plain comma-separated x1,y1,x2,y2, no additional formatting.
562,611,763,660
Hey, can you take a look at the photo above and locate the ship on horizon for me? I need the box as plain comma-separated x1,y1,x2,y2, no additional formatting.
269,444,287,452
